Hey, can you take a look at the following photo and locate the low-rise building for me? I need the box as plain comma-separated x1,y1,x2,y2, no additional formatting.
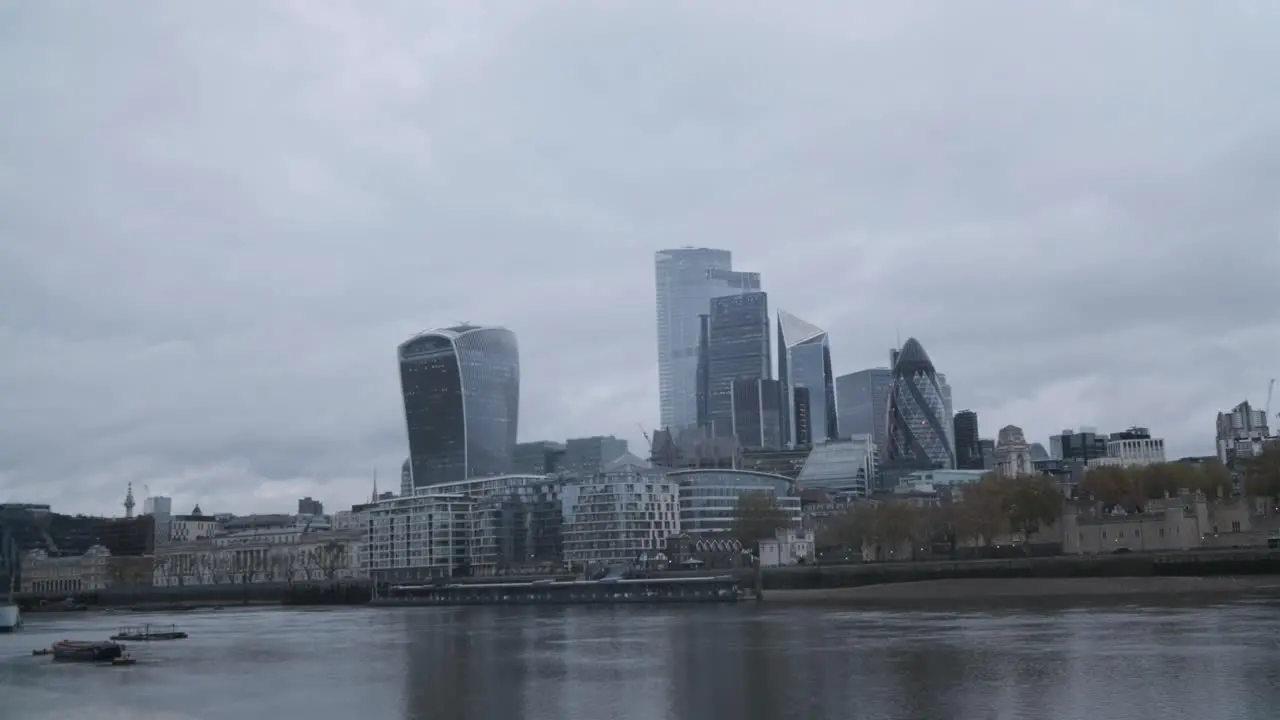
152,530,363,587
671,469,801,534
758,528,815,567
1062,493,1280,554
663,533,745,571
21,544,110,594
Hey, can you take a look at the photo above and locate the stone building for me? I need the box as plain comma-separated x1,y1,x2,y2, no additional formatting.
21,544,110,595
153,529,364,587
1062,493,1280,554
994,425,1033,477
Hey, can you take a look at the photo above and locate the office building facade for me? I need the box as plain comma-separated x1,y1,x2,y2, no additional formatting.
398,324,520,487
731,377,784,450
654,248,761,432
953,410,983,470
835,368,893,452
777,310,837,447
706,291,771,438
885,338,956,469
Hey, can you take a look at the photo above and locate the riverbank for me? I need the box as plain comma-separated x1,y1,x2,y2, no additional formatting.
762,575,1280,606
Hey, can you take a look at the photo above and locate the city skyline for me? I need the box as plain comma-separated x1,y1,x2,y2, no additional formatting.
2,3,1277,515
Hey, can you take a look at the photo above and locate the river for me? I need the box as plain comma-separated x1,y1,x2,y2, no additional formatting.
1,599,1279,719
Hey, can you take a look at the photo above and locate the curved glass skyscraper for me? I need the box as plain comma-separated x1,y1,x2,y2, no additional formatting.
885,337,955,469
398,324,519,487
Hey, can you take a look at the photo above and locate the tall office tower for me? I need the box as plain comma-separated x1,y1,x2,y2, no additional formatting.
792,386,813,448
835,368,893,452
937,373,955,455
562,435,630,477
777,310,837,447
731,377,784,450
953,410,983,470
706,292,771,438
654,248,761,432
695,313,711,430
885,337,956,469
1216,400,1272,465
399,457,413,497
398,324,520,487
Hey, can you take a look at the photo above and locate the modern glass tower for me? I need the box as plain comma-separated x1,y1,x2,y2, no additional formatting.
835,368,893,451
885,337,955,469
398,324,519,487
654,248,760,432
777,310,836,447
706,291,770,437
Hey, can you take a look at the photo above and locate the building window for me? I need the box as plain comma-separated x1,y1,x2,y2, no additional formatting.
1231,520,1241,532
1159,528,1165,537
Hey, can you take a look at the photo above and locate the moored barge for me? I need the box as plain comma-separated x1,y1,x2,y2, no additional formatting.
375,575,742,606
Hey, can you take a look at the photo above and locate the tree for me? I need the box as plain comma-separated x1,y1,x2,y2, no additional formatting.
955,475,1009,547
815,504,874,554
1245,445,1280,500
1079,466,1138,506
729,491,793,549
1002,474,1063,542
868,501,923,560
317,541,347,582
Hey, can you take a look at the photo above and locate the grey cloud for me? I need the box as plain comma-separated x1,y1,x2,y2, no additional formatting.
2,1,1278,515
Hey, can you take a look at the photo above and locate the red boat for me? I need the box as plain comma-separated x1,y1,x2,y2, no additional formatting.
51,640,125,663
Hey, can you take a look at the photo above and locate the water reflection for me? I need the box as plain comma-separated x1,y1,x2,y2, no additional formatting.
3,602,1280,720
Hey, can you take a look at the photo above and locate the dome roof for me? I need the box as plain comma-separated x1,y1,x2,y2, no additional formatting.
894,337,936,375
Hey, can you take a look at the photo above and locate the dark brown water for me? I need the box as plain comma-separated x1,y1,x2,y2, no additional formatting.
2,601,1279,719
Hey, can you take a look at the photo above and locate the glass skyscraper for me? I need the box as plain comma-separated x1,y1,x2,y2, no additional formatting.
654,248,760,432
835,367,893,451
706,291,770,437
777,310,836,447
398,324,519,487
885,337,955,469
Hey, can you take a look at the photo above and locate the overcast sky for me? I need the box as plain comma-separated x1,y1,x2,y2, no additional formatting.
2,1,1278,517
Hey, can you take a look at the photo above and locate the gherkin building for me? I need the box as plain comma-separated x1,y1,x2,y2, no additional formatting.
885,337,956,469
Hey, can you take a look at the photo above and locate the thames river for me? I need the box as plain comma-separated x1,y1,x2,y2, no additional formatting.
2,599,1279,720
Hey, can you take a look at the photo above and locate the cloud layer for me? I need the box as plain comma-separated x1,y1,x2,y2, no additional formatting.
2,1,1278,515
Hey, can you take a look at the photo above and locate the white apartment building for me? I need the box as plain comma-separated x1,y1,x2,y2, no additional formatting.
561,467,680,565
366,494,474,584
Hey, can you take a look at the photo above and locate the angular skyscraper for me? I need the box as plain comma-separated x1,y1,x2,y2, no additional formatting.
398,324,519,487
835,368,893,452
706,291,770,438
777,310,837,447
885,337,955,469
654,248,761,432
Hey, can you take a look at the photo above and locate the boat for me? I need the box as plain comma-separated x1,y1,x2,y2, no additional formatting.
110,655,137,666
50,640,126,663
109,624,188,641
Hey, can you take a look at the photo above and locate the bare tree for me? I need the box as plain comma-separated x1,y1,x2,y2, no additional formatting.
317,541,347,582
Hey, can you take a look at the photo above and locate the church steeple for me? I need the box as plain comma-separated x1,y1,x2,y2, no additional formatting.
123,483,136,519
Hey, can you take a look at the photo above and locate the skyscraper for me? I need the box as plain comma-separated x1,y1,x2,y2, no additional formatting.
835,368,893,452
953,410,983,470
885,337,955,469
654,248,761,432
777,310,837,447
731,377,784,449
706,291,770,437
398,324,520,487
936,373,955,455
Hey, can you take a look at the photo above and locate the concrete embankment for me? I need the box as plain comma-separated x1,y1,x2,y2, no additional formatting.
761,548,1280,592
762,576,1280,607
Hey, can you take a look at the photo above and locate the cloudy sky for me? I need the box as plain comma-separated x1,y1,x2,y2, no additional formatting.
2,1,1278,516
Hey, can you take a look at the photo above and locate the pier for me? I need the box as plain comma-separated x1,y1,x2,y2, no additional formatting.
375,575,741,606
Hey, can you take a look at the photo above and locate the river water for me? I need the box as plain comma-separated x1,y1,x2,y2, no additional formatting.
1,599,1278,720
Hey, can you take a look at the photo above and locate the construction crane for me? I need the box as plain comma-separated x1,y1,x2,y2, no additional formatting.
635,423,652,452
